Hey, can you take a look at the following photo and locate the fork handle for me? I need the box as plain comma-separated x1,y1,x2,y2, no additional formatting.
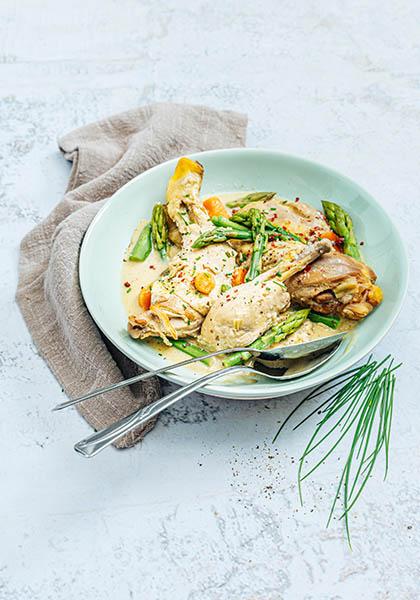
54,346,258,412
74,365,246,458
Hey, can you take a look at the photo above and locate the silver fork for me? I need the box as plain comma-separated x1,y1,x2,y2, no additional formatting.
73,334,346,458
53,333,346,411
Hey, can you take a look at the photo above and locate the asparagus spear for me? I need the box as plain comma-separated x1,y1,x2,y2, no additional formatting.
308,311,340,329
322,200,361,260
151,204,169,259
193,228,300,249
192,228,252,249
211,215,250,232
223,309,310,367
269,225,303,243
213,213,302,242
231,212,260,228
171,339,212,366
245,208,268,281
129,223,152,262
194,207,305,249
226,192,276,209
231,212,303,243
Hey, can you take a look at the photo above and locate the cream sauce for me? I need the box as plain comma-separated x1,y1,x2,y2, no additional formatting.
121,193,356,379
121,220,175,319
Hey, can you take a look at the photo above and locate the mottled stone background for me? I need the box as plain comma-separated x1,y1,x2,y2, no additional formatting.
1,1,419,598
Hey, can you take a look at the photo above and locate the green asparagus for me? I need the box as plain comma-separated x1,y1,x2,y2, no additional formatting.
211,215,250,232
245,208,268,281
322,200,361,260
151,204,169,259
308,311,340,329
230,212,261,228
194,206,305,249
223,309,310,367
192,228,252,249
212,214,302,242
129,223,152,262
226,192,276,209
231,212,303,243
171,339,212,365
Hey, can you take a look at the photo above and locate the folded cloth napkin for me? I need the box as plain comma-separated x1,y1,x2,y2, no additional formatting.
16,103,247,448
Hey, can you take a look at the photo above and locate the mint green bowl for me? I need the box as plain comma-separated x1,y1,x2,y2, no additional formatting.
79,149,408,399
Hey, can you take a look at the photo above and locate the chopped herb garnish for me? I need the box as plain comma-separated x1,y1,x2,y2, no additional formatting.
273,355,401,547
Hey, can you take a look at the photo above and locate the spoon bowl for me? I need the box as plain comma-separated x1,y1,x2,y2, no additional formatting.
254,339,343,380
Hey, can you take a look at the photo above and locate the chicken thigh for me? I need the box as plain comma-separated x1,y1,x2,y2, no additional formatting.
286,251,383,319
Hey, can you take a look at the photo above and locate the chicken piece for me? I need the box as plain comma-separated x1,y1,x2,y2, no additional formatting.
128,243,237,343
242,239,305,271
165,157,211,247
199,279,290,350
199,240,332,351
236,196,332,242
228,196,333,261
286,251,383,320
151,244,236,317
165,208,183,247
128,296,203,341
128,158,237,343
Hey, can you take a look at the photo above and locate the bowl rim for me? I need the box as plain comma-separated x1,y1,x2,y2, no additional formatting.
79,147,409,399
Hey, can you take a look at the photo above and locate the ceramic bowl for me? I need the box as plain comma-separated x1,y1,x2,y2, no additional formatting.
79,149,408,399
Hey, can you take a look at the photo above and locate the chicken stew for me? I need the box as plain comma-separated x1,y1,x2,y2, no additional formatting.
122,158,382,375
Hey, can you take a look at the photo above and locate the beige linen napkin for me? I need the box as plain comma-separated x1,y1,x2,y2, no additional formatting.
17,103,247,448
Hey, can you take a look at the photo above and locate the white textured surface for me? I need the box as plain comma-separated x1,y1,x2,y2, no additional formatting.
1,1,419,598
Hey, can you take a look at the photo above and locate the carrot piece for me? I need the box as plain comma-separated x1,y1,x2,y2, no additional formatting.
194,271,215,295
368,285,383,306
203,196,230,218
138,288,152,311
231,266,247,286
320,230,342,244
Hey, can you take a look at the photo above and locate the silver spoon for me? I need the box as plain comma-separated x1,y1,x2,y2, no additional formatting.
73,334,345,458
53,332,346,411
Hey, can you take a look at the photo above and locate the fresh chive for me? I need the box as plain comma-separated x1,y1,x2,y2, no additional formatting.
273,355,401,546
